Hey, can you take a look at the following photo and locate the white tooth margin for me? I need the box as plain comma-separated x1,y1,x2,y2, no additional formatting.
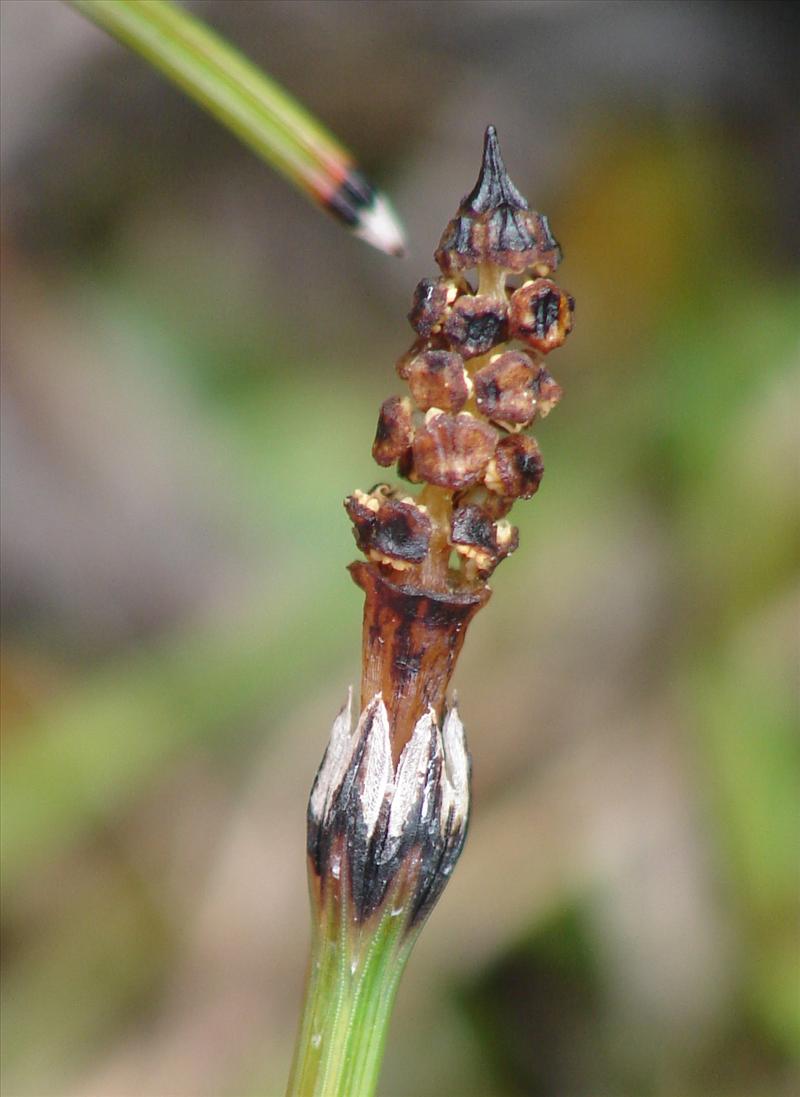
309,688,353,825
441,705,470,831
388,709,438,843
357,697,393,841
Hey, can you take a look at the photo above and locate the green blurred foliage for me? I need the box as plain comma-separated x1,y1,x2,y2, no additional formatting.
1,2,798,1096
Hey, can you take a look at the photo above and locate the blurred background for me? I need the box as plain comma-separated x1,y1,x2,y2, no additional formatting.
1,2,798,1095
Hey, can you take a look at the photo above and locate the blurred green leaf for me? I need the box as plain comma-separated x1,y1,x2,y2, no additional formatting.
1,576,356,890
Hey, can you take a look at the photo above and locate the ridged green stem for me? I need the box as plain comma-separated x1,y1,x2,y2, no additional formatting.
286,865,418,1097
67,0,351,196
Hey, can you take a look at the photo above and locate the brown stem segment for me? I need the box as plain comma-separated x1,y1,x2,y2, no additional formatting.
349,561,490,761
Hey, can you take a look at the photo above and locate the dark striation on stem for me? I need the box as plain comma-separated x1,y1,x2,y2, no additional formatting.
351,561,489,762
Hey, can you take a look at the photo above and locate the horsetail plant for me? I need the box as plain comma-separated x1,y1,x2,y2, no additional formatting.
287,126,574,1097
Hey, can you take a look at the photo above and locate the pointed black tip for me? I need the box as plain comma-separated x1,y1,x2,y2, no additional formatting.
461,125,528,215
435,126,561,276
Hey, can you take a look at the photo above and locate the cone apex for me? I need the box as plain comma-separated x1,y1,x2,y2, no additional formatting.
461,125,529,215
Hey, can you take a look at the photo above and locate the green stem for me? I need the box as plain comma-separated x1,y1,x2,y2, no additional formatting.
67,0,351,197
287,869,418,1097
